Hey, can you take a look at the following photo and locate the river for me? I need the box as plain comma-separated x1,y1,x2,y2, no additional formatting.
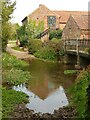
13,59,76,114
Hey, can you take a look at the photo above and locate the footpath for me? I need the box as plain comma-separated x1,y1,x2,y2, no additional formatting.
6,44,35,60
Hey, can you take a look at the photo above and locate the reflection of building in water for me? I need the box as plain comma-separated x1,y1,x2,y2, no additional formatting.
13,85,69,114
27,73,60,100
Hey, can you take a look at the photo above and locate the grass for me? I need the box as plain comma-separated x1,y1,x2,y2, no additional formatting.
2,53,28,69
11,46,24,52
3,69,31,86
2,53,31,85
8,40,16,44
2,87,29,118
64,70,78,75
2,52,31,118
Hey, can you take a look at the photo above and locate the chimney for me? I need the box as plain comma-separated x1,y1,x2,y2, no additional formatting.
39,4,44,7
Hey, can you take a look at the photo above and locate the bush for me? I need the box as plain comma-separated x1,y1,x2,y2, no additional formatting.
28,39,42,54
34,46,57,61
49,29,62,40
71,69,90,118
48,39,65,56
2,53,28,69
3,68,31,86
34,39,65,61
19,36,28,47
2,53,31,85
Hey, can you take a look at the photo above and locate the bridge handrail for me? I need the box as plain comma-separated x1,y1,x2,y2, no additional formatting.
64,39,90,46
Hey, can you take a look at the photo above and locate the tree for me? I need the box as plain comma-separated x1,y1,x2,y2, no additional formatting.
1,0,16,51
10,23,20,40
18,20,44,47
26,20,44,39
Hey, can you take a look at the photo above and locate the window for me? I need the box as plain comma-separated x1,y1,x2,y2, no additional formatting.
47,16,56,28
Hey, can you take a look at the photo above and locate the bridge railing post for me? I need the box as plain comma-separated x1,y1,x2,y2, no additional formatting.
76,38,80,66
64,38,66,52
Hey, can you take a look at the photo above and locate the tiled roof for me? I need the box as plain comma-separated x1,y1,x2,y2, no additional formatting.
53,11,88,23
72,15,90,30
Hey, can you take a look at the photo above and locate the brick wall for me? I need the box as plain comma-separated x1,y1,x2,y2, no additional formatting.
27,4,60,30
62,16,81,40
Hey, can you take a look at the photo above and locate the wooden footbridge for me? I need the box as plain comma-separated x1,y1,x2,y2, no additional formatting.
64,39,90,66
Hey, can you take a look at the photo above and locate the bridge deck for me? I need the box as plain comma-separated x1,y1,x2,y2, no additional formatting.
66,50,90,58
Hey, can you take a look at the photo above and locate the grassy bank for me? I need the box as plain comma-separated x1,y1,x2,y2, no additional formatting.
70,67,90,118
2,52,31,118
2,87,29,118
2,53,31,86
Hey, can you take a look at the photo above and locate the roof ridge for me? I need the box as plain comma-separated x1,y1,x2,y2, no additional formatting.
53,10,88,12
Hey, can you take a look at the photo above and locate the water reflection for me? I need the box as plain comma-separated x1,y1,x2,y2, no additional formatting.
13,60,76,113
24,60,75,99
13,84,69,114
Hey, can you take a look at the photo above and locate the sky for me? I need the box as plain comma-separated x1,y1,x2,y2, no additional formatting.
11,0,90,25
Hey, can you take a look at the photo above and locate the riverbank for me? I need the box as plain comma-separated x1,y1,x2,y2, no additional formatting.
9,103,77,119
6,44,36,61
2,50,77,119
6,44,61,63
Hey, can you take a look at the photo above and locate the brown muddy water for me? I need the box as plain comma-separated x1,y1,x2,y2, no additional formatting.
13,59,76,114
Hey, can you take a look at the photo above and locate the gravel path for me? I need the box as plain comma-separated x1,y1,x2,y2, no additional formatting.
6,44,35,60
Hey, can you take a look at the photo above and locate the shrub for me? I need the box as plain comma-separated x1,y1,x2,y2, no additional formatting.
48,39,65,56
34,39,65,61
49,29,62,40
34,46,56,61
28,39,42,54
19,36,28,47
2,53,28,69
3,68,31,86
71,69,90,118
2,53,31,85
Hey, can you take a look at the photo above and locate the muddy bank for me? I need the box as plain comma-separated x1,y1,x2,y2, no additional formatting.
9,103,77,120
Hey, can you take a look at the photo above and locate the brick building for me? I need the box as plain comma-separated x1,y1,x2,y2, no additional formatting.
62,15,90,40
22,4,88,30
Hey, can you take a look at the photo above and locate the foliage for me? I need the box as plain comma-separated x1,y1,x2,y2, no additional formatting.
33,39,64,61
71,69,90,118
2,0,16,51
64,70,78,75
17,25,25,39
2,87,29,118
49,39,65,56
11,46,24,51
17,25,28,47
26,20,44,39
2,53,28,69
34,46,57,61
19,35,28,47
8,40,16,44
49,29,62,40
28,39,43,54
84,47,90,54
10,23,20,40
2,53,31,85
3,68,31,86
17,20,44,47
